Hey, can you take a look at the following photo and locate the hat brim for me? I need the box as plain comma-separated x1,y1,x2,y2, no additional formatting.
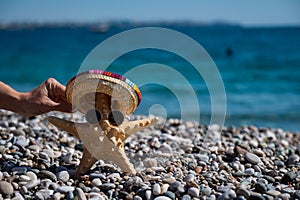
66,70,141,115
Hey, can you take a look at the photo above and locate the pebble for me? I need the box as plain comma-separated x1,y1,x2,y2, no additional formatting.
100,183,115,190
249,192,264,200
56,170,69,182
12,167,28,175
163,191,175,200
169,181,182,192
187,187,199,197
181,195,191,200
91,178,102,187
245,168,255,175
74,187,87,200
152,183,161,196
266,190,281,196
0,112,299,199
35,189,54,200
245,152,261,164
23,171,38,189
281,171,297,183
0,181,14,196
15,136,29,147
161,184,169,194
184,174,195,183
66,191,74,200
287,154,299,165
218,189,236,200
201,186,211,196
236,187,250,198
57,186,75,193
154,197,172,200
38,170,57,182
19,175,31,182
145,190,151,200
254,182,267,193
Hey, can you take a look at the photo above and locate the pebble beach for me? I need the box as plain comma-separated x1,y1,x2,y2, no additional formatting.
0,110,299,200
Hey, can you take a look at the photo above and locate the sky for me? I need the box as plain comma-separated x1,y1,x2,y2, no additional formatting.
0,0,300,26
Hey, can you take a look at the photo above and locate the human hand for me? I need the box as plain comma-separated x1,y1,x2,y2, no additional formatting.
18,78,72,116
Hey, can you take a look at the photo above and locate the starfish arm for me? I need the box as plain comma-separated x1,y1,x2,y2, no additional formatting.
120,117,159,139
109,148,136,174
47,116,86,139
75,147,98,178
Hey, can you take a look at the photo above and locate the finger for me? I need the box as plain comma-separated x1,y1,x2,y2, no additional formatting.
46,78,68,102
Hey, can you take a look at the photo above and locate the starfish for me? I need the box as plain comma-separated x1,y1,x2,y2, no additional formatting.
48,113,157,178
47,70,158,178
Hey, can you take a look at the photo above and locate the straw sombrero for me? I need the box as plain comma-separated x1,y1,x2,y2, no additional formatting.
66,70,142,115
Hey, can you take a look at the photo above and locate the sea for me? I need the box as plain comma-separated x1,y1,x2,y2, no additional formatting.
0,22,299,132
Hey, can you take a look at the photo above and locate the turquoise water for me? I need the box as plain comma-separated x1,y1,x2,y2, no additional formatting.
0,24,299,131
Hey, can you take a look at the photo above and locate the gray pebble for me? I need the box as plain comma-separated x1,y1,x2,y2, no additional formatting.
280,193,290,200
74,187,87,200
19,175,30,182
35,189,54,200
20,186,28,195
56,170,69,182
281,171,297,184
187,187,199,197
201,186,211,196
287,154,299,165
169,181,181,192
28,145,41,152
89,194,105,200
91,178,102,187
266,190,281,196
245,168,255,175
90,187,100,193
38,170,57,182
152,183,161,196
236,187,250,198
66,191,74,200
145,190,151,200
255,182,267,193
23,171,38,189
12,191,24,200
57,186,75,193
184,174,195,183
15,136,29,147
100,183,115,190
274,160,285,167
264,175,275,183
0,181,14,196
12,167,27,175
158,143,172,154
218,189,236,200
52,192,62,200
49,182,60,190
181,194,191,200
89,173,106,179
144,158,158,168
106,172,120,180
39,152,50,160
245,152,261,164
134,196,143,200
163,191,175,200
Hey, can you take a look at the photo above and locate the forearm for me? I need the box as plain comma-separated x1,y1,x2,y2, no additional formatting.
0,79,71,116
0,81,25,114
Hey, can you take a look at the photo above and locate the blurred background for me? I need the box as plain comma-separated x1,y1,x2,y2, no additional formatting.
0,0,299,131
